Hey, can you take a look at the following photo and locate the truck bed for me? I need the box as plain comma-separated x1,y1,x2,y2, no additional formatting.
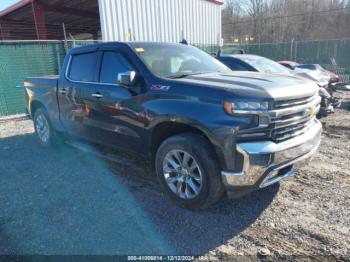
24,75,60,120
25,75,59,89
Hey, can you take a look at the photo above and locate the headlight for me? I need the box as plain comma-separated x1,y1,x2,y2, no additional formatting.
224,101,269,114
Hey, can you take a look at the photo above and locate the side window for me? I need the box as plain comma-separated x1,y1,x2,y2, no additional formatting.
69,52,99,82
100,51,133,84
222,60,250,71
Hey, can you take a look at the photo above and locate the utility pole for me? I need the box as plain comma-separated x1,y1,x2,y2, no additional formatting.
62,22,68,53
290,38,294,60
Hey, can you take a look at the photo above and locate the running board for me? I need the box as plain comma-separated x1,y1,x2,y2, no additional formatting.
65,140,146,172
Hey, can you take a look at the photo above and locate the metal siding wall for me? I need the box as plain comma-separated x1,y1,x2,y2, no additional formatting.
98,0,221,44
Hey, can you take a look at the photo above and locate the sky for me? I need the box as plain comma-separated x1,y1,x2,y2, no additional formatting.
0,0,21,11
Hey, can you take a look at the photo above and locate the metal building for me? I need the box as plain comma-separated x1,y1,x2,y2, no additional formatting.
98,0,223,45
0,0,223,43
0,0,99,40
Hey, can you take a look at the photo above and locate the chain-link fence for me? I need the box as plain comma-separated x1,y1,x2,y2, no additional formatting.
237,38,350,82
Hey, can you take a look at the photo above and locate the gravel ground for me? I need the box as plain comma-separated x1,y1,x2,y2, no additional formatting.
0,93,349,259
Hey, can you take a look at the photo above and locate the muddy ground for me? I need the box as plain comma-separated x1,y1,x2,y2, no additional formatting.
0,93,349,260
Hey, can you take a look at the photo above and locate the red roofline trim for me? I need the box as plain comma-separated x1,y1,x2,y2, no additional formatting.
0,0,223,18
0,0,33,18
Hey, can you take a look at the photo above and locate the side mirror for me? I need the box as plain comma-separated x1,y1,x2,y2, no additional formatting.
118,71,136,87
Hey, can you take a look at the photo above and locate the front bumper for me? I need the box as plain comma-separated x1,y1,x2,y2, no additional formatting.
221,118,322,198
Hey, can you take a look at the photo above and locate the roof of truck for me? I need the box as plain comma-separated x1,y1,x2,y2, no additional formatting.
68,41,190,54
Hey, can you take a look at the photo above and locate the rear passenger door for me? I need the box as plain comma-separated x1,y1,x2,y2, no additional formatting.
58,50,103,141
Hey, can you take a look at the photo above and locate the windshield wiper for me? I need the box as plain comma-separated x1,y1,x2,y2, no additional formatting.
166,71,212,79
167,73,193,79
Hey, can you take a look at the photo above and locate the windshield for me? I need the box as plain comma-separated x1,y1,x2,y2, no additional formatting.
131,44,230,78
243,56,291,74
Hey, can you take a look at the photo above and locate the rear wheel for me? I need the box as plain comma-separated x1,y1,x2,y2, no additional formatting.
155,133,224,210
33,108,62,147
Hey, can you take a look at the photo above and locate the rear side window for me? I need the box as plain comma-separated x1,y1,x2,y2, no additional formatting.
100,51,133,84
221,59,251,71
69,52,99,82
297,64,316,70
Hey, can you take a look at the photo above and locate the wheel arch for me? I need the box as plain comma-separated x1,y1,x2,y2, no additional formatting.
149,120,226,172
30,100,46,118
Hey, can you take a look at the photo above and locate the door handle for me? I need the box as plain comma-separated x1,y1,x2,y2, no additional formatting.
58,88,67,94
91,93,103,98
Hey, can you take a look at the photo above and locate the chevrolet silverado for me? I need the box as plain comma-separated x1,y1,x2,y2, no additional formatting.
24,42,322,210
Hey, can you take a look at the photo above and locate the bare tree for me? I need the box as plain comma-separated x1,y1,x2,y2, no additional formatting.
222,0,350,43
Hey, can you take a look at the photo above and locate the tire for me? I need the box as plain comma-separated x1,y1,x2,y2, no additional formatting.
318,97,330,118
33,107,63,147
155,133,224,210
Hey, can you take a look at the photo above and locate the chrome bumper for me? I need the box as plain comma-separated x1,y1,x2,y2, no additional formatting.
221,118,322,194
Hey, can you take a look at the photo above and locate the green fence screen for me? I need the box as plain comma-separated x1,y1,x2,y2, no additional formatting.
0,40,100,117
0,42,65,116
0,39,349,116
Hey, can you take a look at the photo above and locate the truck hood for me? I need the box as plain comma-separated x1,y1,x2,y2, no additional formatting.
174,71,318,100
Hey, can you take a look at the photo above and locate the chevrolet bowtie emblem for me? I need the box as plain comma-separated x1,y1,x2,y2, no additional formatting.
306,107,316,117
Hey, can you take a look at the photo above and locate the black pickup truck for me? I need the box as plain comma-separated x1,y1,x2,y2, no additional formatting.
24,42,322,210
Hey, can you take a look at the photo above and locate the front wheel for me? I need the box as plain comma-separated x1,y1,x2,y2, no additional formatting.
155,133,224,210
33,108,62,147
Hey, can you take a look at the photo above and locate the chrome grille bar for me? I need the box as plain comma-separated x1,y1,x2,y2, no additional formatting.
272,114,310,128
270,104,321,129
273,120,315,142
274,95,316,109
269,96,321,118
274,122,308,136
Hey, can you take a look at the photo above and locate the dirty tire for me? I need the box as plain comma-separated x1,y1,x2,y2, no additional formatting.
155,133,224,210
318,97,330,118
33,107,63,147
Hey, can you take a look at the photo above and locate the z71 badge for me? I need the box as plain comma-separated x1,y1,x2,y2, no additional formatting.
150,85,171,91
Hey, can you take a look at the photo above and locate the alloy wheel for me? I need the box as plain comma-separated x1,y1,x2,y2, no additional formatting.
35,114,50,143
162,149,203,199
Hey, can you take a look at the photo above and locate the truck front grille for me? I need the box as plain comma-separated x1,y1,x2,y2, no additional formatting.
270,94,320,142
272,119,313,142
